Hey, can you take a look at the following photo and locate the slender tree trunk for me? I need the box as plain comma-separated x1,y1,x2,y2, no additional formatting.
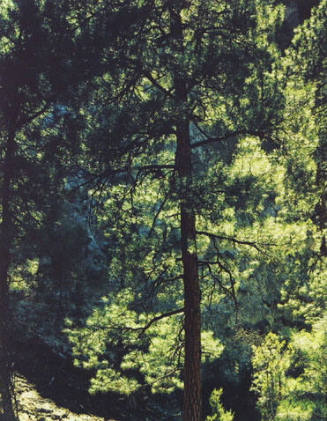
315,126,327,256
0,131,18,420
175,117,202,421
169,7,202,421
170,4,202,416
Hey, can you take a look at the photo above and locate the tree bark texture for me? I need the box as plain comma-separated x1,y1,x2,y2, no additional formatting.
0,131,18,420
169,1,202,421
170,5,202,417
175,118,202,421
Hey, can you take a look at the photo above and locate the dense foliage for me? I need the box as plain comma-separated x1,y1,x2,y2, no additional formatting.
0,1,326,420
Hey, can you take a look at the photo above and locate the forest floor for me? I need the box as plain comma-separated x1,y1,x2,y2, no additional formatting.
14,374,114,421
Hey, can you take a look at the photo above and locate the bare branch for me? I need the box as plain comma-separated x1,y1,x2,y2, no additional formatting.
143,71,174,99
81,307,184,337
191,130,265,148
138,308,184,336
196,230,275,251
147,195,169,238
76,163,175,190
18,100,53,129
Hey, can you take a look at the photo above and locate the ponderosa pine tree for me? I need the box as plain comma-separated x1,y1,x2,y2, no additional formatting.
67,2,285,420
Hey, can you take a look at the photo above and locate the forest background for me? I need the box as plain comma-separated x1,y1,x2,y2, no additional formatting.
0,0,327,420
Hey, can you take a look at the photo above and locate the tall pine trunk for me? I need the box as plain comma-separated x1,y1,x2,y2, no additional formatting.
169,2,202,419
0,131,17,420
170,4,202,417
175,117,202,421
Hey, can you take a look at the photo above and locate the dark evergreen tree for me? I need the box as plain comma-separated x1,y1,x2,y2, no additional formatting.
0,0,112,416
66,2,285,420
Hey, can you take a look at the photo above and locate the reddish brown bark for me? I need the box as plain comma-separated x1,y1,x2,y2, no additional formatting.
175,119,202,421
171,5,202,415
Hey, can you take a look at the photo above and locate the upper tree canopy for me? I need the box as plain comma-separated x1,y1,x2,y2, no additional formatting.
82,0,284,172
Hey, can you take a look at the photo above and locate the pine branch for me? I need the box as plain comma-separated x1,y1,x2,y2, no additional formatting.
196,230,275,251
191,128,265,148
138,308,184,336
143,71,174,99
